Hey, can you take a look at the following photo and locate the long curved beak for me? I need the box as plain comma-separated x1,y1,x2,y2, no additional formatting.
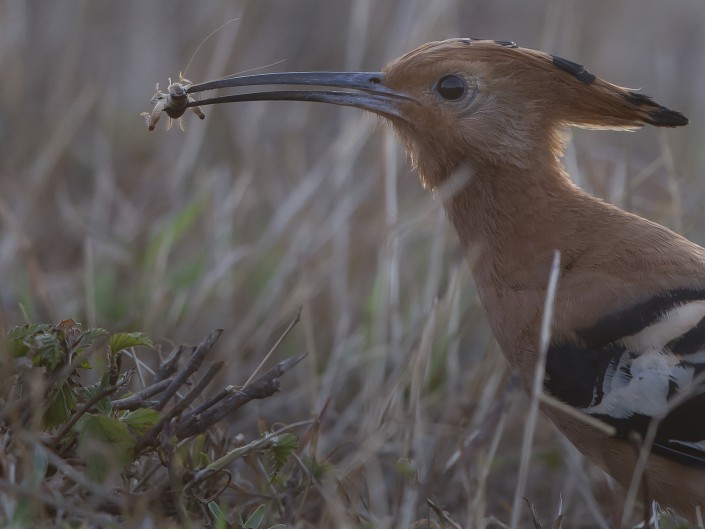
185,71,416,121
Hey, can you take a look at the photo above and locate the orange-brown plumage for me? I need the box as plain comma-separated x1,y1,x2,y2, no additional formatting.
379,40,702,518
186,38,702,520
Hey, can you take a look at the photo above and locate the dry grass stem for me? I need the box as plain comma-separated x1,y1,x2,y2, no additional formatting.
511,250,561,529
243,306,302,387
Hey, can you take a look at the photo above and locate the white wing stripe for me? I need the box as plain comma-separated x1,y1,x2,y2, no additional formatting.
622,300,705,353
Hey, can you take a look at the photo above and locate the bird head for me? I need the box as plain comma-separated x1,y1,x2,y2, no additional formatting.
186,38,687,189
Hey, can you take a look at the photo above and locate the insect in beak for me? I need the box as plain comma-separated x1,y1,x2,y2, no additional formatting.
142,75,206,131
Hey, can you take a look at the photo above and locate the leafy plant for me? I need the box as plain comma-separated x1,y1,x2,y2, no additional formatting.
0,319,304,528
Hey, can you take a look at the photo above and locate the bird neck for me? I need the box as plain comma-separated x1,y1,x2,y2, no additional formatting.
442,156,582,288
437,155,591,368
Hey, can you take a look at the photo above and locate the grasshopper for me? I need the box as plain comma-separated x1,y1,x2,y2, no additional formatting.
142,74,205,131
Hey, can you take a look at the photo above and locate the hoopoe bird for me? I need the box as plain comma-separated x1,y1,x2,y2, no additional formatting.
183,39,701,518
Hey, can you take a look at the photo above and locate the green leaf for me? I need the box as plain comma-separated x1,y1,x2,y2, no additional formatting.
8,323,41,340
122,408,161,435
81,327,110,346
32,332,64,370
242,505,266,529
8,323,43,357
268,433,298,477
78,379,113,416
44,383,76,428
208,502,228,529
75,414,135,482
108,332,153,356
9,338,30,358
72,327,109,362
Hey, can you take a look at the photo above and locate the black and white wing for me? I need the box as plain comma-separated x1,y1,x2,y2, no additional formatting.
546,288,705,465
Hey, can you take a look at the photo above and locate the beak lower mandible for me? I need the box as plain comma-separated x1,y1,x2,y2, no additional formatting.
185,71,417,120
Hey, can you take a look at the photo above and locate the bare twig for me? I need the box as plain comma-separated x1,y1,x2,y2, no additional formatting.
153,345,188,384
184,420,312,491
426,498,463,529
176,353,306,439
183,383,232,418
154,329,223,411
135,361,223,453
112,379,172,410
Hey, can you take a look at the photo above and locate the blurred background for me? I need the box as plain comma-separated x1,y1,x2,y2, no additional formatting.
0,0,703,527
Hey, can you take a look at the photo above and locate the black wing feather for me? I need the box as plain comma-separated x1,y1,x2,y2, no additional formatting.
546,288,705,468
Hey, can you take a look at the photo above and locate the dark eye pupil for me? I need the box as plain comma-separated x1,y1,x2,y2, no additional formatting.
436,75,467,100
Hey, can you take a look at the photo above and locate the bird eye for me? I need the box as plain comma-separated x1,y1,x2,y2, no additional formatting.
435,74,467,101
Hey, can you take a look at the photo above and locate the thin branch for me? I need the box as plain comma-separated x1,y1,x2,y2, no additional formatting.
176,353,306,439
153,345,188,384
184,419,312,491
426,498,463,529
184,383,232,418
112,378,172,410
154,329,223,411
135,361,223,453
